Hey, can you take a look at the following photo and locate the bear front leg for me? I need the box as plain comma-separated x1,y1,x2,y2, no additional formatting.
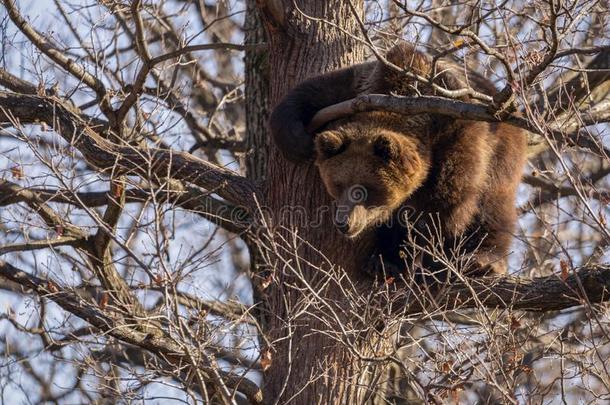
269,62,376,162
426,120,494,237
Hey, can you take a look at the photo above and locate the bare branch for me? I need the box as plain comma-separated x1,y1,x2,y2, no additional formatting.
404,264,610,313
149,43,248,65
308,94,610,157
543,46,610,115
2,0,114,118
0,179,88,239
0,68,37,94
307,94,530,133
0,237,84,255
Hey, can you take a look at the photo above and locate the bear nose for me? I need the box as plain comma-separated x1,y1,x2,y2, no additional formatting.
335,218,350,234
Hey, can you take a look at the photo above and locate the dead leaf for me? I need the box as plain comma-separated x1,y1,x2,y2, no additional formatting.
261,274,273,290
47,280,59,293
261,349,272,371
560,260,569,281
99,292,108,309
113,182,124,198
10,165,23,179
153,273,164,286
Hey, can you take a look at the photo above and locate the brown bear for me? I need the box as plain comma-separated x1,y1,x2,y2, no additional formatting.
270,43,527,279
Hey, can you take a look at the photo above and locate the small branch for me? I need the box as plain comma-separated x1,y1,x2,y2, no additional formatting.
149,43,247,65
114,0,152,124
92,179,126,257
131,0,151,63
2,0,113,119
0,237,84,255
520,0,561,93
554,45,610,59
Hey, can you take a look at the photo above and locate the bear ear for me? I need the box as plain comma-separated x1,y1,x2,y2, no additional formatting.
373,134,400,163
315,131,348,160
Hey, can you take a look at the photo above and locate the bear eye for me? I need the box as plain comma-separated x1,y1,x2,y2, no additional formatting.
317,132,349,159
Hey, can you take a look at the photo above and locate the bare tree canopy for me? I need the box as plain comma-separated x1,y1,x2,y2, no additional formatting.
0,0,609,403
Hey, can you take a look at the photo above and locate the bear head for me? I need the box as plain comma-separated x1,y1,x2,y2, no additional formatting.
315,116,430,238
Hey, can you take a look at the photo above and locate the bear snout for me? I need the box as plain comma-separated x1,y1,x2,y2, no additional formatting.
336,219,350,235
334,208,351,235
334,204,368,238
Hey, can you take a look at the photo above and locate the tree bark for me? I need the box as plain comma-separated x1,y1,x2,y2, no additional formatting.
245,0,270,183
249,1,392,403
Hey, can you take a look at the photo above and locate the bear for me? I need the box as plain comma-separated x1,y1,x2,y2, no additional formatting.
270,42,527,280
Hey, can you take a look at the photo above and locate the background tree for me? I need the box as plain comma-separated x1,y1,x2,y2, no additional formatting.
0,0,609,404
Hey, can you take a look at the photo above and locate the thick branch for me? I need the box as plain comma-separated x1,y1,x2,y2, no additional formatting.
544,46,610,115
308,94,610,156
0,179,88,239
0,178,145,319
307,94,532,133
0,180,250,234
520,173,610,213
404,264,610,313
0,68,37,94
0,92,259,209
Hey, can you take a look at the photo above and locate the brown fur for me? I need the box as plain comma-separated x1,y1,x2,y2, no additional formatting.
315,113,432,238
270,43,527,278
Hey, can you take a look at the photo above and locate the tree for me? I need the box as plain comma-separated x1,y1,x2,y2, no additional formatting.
0,0,609,404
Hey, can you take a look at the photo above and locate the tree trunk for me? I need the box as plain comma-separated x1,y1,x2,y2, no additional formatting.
244,0,270,183
245,1,398,403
